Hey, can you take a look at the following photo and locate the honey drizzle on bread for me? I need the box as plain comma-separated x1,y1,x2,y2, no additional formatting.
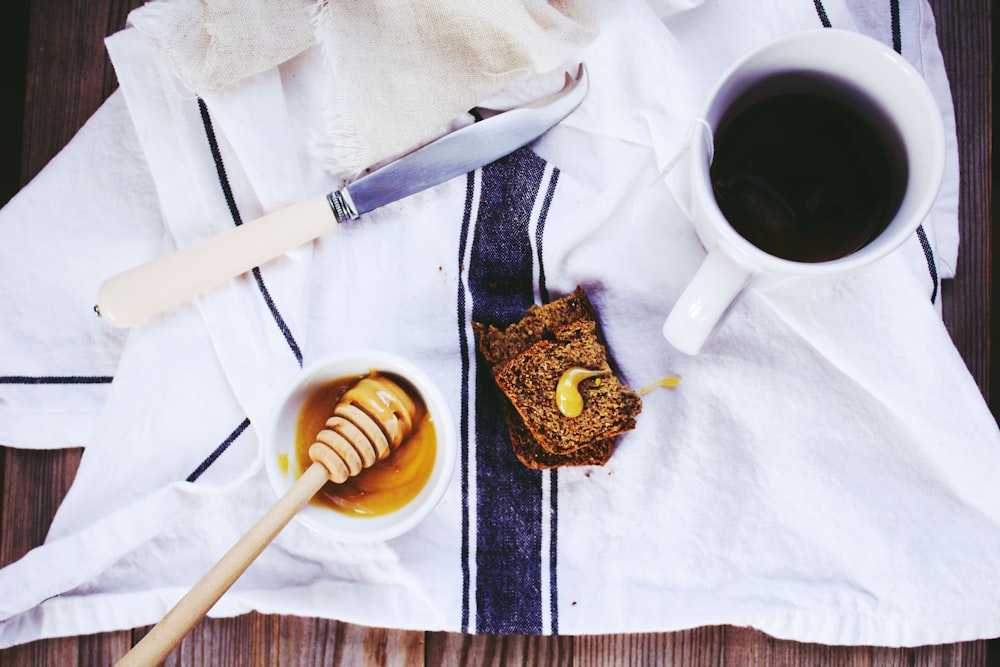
473,287,642,469
556,367,609,418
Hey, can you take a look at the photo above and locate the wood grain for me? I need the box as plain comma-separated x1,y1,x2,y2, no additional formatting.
18,0,134,180
0,448,81,564
116,464,331,666
718,626,988,667
928,0,994,415
1,1,145,663
426,632,575,666
575,627,726,666
0,0,994,664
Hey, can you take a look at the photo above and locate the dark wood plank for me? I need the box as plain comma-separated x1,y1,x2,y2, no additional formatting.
0,0,29,207
0,637,78,667
19,0,140,181
721,626,988,667
272,616,424,667
0,632,132,667
154,613,275,666
0,453,134,666
0,448,81,565
928,0,994,415
120,615,424,666
0,1,148,664
426,632,574,666
575,627,726,666
336,622,424,667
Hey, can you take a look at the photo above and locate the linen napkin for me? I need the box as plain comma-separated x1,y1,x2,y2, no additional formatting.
2,0,999,651
130,0,598,178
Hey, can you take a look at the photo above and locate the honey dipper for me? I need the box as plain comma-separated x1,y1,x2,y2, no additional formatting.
116,374,418,667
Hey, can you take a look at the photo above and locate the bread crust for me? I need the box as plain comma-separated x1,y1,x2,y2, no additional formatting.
473,287,641,469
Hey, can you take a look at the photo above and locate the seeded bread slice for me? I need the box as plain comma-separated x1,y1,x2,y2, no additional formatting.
473,287,641,468
497,392,614,469
475,286,597,366
493,325,641,455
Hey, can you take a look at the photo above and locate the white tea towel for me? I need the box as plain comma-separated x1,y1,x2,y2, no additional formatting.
1,0,998,650
0,89,161,449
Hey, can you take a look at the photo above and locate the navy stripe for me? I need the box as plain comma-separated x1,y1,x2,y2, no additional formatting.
0,375,112,384
470,149,548,634
534,167,560,633
884,3,939,303
815,2,939,304
915,226,940,303
535,167,559,306
248,269,305,362
197,98,242,228
890,0,902,53
470,153,546,326
813,0,832,27
549,469,559,634
458,171,476,633
186,417,251,482
196,98,303,366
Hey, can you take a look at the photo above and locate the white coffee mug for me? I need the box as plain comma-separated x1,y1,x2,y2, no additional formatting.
662,29,945,355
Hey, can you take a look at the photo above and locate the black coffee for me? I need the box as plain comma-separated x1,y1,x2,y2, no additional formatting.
710,73,907,262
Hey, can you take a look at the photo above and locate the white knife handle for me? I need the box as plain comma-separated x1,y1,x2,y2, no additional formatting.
97,194,337,328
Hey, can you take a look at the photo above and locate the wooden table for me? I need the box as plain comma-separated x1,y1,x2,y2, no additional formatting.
1,0,993,664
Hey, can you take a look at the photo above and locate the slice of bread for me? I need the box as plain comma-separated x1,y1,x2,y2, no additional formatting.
473,287,641,469
476,286,598,366
495,389,614,469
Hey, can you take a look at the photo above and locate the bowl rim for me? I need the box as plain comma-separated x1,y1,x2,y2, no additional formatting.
262,349,457,543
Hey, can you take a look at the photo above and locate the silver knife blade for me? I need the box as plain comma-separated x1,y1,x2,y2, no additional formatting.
328,63,588,221
96,65,587,327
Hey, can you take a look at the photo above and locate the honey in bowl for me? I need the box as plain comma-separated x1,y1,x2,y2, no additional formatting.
293,372,437,517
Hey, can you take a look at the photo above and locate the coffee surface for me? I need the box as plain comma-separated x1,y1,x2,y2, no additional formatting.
710,77,907,262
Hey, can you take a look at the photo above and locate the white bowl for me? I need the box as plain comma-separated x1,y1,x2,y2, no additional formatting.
263,349,457,543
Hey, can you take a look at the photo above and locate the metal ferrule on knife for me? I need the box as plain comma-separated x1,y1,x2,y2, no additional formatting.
327,188,360,223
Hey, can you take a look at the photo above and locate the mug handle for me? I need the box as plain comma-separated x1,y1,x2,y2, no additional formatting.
662,247,751,355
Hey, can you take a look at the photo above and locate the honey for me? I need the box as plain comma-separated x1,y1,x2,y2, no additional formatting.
640,376,681,394
293,373,436,517
555,367,608,418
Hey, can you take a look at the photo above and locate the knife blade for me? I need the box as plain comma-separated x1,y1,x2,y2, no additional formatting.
96,64,588,328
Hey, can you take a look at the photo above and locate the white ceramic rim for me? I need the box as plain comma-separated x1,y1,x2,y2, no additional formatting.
690,28,946,276
262,349,457,544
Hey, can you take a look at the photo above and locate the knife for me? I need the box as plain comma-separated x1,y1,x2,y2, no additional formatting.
96,64,588,327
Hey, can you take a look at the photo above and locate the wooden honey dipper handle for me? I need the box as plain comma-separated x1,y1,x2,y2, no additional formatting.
116,374,419,666
115,462,329,667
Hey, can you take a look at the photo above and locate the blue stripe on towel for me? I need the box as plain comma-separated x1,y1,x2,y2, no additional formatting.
887,1,940,304
186,417,252,482
457,170,476,633
814,0,940,304
535,167,560,634
535,168,559,306
812,0,831,27
465,148,551,634
196,98,304,366
549,467,559,634
0,376,112,384
890,0,902,53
